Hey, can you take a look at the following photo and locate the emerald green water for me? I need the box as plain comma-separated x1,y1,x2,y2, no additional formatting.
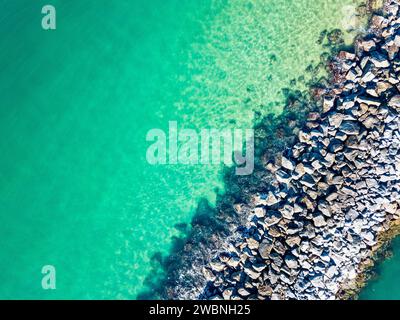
0,0,367,299
359,237,400,300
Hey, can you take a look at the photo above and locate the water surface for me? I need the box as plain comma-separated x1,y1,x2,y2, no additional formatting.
0,0,365,299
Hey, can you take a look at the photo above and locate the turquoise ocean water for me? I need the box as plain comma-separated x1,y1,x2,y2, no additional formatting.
1,0,393,299
359,237,400,300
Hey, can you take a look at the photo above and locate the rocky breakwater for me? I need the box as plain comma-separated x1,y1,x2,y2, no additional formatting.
201,1,400,300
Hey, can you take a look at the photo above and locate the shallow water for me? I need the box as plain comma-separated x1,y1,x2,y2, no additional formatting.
0,0,365,299
359,237,400,300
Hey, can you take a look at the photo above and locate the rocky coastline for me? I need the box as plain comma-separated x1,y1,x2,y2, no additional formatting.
171,0,400,300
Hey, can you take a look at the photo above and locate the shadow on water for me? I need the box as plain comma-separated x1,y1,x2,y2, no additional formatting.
137,28,354,300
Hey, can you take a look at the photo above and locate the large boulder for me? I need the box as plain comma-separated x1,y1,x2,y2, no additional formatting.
258,238,274,259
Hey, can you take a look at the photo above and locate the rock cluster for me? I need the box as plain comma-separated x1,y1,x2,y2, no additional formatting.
200,0,400,300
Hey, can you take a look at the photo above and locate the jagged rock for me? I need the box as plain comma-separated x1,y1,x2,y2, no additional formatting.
222,288,234,300
339,51,356,61
265,211,282,226
388,95,400,109
318,200,332,217
328,139,344,153
293,163,306,179
247,238,260,250
265,192,280,206
323,96,335,113
371,15,388,30
329,113,345,128
268,226,282,238
258,284,273,296
326,192,338,203
231,272,242,282
238,288,251,297
358,39,376,52
370,51,390,68
363,116,379,128
310,274,325,289
284,221,302,235
273,240,287,256
280,204,294,220
244,266,261,280
286,235,301,248
377,81,392,94
253,207,265,218
276,169,292,184
258,238,274,259
383,202,398,214
386,3,399,16
284,255,299,269
362,67,376,83
313,214,327,227
253,263,267,272
301,195,316,211
346,68,359,82
339,121,360,135
227,257,241,269
361,231,375,243
300,173,316,188
356,95,381,106
210,261,226,272
203,267,216,282
281,155,295,171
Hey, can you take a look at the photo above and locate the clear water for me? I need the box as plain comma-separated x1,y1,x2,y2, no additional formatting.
359,237,400,300
0,0,365,299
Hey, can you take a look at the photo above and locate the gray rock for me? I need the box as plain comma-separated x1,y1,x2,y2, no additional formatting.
318,200,332,217
247,237,260,250
281,155,295,171
227,257,241,269
273,240,287,256
339,121,360,135
300,174,316,188
253,207,265,218
258,284,273,296
280,204,294,220
323,96,335,113
313,214,327,227
276,169,292,184
265,192,280,206
265,211,282,226
328,139,344,153
310,274,325,289
252,263,267,272
293,163,306,179
222,288,234,300
244,266,261,280
238,288,251,297
329,113,345,128
285,255,299,269
389,95,400,109
370,51,390,68
210,261,226,272
286,235,301,248
358,39,376,52
356,95,381,106
258,238,274,259
203,267,216,282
